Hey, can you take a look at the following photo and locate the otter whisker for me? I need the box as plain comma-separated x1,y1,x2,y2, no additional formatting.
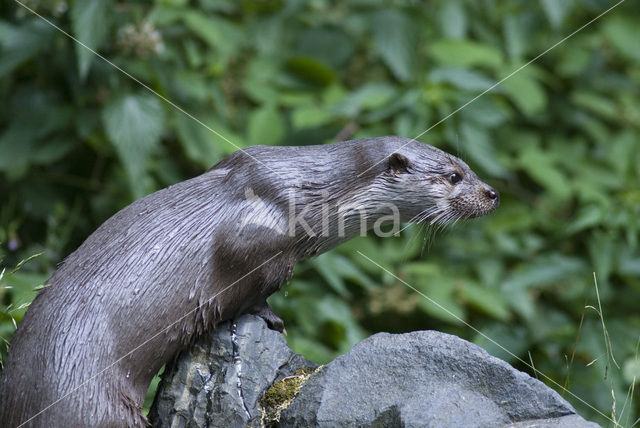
421,223,440,255
395,221,416,236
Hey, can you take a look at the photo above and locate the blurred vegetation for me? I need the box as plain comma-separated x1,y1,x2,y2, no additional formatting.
1,0,639,425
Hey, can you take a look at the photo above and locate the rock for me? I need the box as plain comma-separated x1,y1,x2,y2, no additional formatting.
149,314,317,428
151,316,600,428
504,414,601,427
280,330,599,428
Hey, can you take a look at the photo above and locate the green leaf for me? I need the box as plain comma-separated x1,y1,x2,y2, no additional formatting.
31,137,78,165
173,112,225,169
370,9,417,82
588,232,616,284
474,324,529,363
393,113,417,137
291,106,333,130
243,58,280,104
310,253,350,297
173,70,211,103
287,334,335,365
0,125,33,178
364,89,420,123
438,2,467,39
1,271,48,320
429,67,495,92
415,279,465,325
556,45,591,77
314,296,366,348
606,130,636,177
296,28,354,68
183,12,244,58
286,56,336,87
571,91,619,121
71,0,113,79
602,15,640,62
148,5,187,26
566,205,604,235
501,255,585,320
619,249,640,276
278,92,315,107
502,255,585,292
183,11,222,48
0,99,75,178
0,20,54,78
623,357,640,385
400,262,441,277
517,144,571,199
489,203,536,233
540,0,576,28
247,106,285,146
102,93,165,198
500,69,547,117
329,254,376,290
459,122,509,178
429,39,503,70
503,15,529,60
460,283,510,321
460,97,510,128
334,83,397,117
337,236,387,275
251,13,287,55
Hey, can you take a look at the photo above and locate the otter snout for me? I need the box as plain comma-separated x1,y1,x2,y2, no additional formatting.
484,186,499,207
475,184,500,216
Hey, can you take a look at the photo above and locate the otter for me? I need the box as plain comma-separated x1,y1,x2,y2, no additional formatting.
0,137,498,427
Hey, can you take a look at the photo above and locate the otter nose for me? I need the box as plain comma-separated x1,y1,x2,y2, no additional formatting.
485,187,499,201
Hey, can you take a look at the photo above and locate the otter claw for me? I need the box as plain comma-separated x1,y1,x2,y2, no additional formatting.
263,313,285,334
250,303,286,334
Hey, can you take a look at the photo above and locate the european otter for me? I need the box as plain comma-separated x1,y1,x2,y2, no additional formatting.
0,137,498,426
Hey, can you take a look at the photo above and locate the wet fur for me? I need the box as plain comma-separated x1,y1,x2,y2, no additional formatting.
0,137,497,426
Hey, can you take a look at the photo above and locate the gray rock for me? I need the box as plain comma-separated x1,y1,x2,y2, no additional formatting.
504,414,601,427
151,317,600,428
149,314,317,428
279,331,599,428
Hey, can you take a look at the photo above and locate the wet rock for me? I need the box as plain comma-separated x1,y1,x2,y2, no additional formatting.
149,314,316,427
279,330,600,428
151,316,599,428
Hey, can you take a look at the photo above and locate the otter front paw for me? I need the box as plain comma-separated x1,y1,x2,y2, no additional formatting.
250,303,286,334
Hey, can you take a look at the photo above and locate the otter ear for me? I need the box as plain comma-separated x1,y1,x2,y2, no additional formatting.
388,153,409,173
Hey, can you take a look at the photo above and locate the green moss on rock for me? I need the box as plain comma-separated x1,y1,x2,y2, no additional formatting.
260,366,320,426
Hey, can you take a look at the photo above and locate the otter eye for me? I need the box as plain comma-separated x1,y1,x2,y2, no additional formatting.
449,173,463,184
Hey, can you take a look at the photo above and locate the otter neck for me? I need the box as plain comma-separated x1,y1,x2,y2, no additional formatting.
291,189,402,258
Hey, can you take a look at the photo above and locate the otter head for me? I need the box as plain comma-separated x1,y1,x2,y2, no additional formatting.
383,145,499,224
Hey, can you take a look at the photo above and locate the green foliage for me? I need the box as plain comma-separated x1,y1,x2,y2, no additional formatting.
370,9,417,82
1,0,640,425
71,0,114,78
0,18,54,77
102,92,165,197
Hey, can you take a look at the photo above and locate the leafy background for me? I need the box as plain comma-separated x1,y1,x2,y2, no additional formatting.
1,0,639,425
